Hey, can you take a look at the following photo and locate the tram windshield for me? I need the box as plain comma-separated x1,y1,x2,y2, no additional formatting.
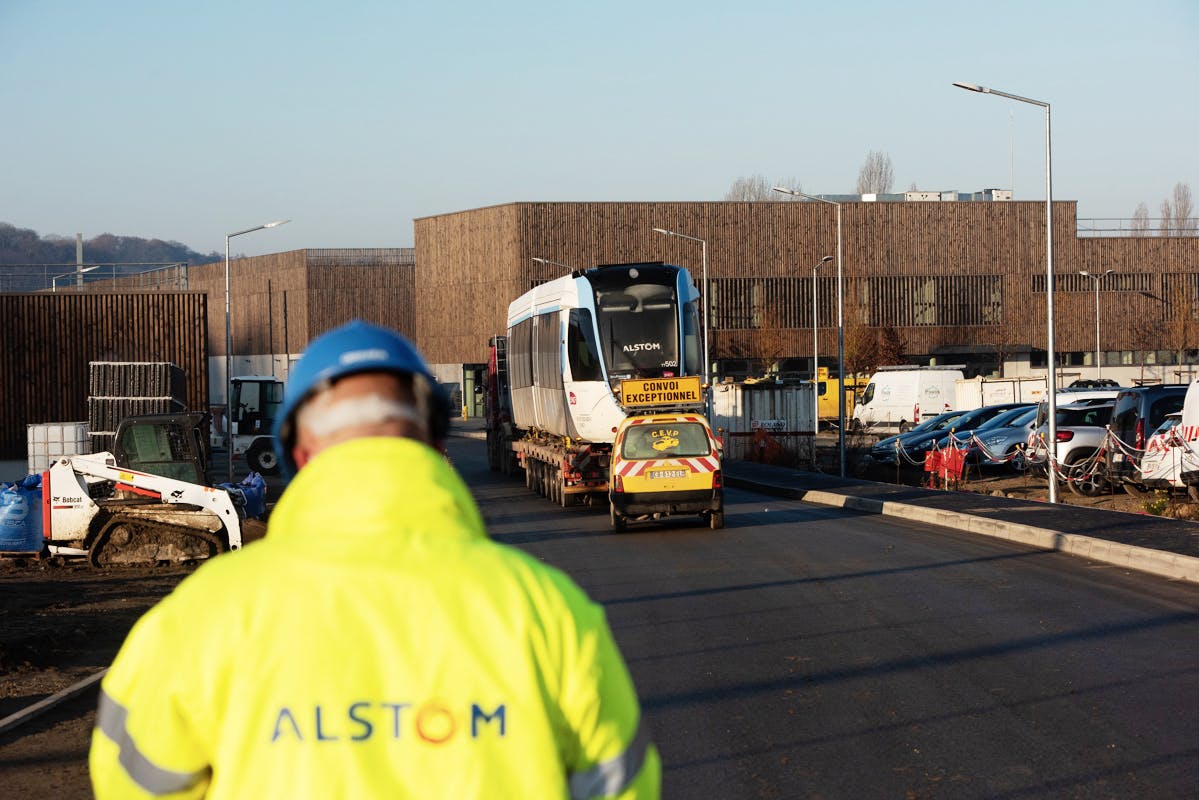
588,265,684,382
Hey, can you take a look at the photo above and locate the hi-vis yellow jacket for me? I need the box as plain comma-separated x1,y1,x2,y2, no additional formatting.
90,436,660,799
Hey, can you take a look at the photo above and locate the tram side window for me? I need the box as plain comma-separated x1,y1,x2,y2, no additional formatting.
509,319,533,389
567,309,603,382
533,313,563,389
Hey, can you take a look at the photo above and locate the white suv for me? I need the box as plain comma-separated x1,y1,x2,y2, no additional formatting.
1026,402,1115,496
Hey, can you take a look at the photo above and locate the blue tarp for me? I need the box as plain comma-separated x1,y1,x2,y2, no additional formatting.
0,474,43,553
219,472,267,520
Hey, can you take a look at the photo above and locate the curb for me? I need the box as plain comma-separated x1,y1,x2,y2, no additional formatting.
726,476,1199,585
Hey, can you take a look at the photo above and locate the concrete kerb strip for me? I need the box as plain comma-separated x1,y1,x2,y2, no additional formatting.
728,478,1199,585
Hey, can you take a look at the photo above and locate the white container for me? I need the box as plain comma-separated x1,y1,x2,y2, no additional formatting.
27,422,90,475
711,383,815,463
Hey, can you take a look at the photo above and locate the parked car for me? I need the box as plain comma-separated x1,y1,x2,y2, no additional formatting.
1068,378,1121,389
1027,402,1115,496
966,406,1039,470
881,402,1032,467
1137,413,1188,491
867,410,965,466
1105,384,1189,495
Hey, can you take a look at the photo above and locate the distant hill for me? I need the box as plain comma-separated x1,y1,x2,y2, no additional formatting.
0,222,220,266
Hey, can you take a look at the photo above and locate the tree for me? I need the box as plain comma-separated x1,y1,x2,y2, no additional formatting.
876,326,905,366
855,151,894,195
750,303,790,370
1163,292,1199,376
0,221,220,265
841,283,882,378
1172,182,1196,235
724,175,803,201
1131,202,1150,236
1160,199,1174,236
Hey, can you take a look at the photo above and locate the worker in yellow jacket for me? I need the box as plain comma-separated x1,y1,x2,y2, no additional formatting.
91,320,660,799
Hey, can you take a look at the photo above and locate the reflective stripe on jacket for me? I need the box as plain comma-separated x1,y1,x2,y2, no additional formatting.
90,436,660,799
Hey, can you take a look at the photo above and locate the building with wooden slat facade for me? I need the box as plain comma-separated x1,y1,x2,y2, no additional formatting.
414,200,1199,381
3,204,1195,462
0,291,209,459
0,248,414,460
183,248,416,393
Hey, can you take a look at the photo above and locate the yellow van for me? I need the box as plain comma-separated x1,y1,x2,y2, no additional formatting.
609,413,723,530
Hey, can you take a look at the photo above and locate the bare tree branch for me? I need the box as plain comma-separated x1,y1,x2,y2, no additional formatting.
855,151,894,195
1173,182,1196,235
1131,202,1150,236
724,175,803,201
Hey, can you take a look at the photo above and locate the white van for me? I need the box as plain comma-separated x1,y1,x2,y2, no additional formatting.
851,367,964,432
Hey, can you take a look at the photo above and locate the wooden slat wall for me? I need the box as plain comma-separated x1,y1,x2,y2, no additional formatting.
414,201,1199,364
185,251,310,359
415,205,521,363
306,263,415,340
0,292,208,459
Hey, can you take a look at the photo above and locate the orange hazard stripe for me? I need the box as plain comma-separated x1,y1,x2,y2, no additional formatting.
42,470,51,539
117,483,161,500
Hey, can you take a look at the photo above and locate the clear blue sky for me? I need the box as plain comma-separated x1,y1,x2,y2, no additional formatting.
2,0,1196,256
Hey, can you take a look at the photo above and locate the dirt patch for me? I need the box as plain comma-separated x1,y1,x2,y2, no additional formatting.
0,559,192,715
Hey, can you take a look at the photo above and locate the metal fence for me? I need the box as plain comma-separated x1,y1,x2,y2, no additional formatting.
1077,218,1199,237
0,263,189,293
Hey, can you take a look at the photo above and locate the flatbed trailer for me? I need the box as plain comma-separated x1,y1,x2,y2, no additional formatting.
511,434,610,507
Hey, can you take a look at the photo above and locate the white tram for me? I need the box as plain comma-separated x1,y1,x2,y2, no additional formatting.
506,262,703,443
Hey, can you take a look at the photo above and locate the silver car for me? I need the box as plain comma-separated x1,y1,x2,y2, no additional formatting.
1026,402,1115,495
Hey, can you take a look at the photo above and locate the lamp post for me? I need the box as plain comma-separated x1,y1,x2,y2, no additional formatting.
652,227,712,419
1079,269,1115,379
51,265,99,292
953,81,1060,502
531,256,575,273
811,255,833,468
225,219,289,480
772,187,846,477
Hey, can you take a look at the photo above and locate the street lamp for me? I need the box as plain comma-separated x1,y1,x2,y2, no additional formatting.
953,81,1060,502
531,256,575,273
51,265,99,292
652,227,712,419
225,219,289,480
773,187,847,477
1079,269,1115,379
811,255,833,468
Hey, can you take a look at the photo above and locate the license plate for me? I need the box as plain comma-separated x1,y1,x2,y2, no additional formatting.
648,469,688,480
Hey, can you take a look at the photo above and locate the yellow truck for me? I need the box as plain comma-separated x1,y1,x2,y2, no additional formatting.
815,368,867,420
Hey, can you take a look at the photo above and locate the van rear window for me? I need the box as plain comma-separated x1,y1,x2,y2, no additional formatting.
622,422,711,459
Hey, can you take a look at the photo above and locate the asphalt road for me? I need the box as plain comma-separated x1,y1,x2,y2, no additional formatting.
452,438,1199,799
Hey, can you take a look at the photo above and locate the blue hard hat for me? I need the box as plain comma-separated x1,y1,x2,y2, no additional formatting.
273,320,445,476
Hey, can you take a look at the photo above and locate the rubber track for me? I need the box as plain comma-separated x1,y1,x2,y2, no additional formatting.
88,514,226,567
